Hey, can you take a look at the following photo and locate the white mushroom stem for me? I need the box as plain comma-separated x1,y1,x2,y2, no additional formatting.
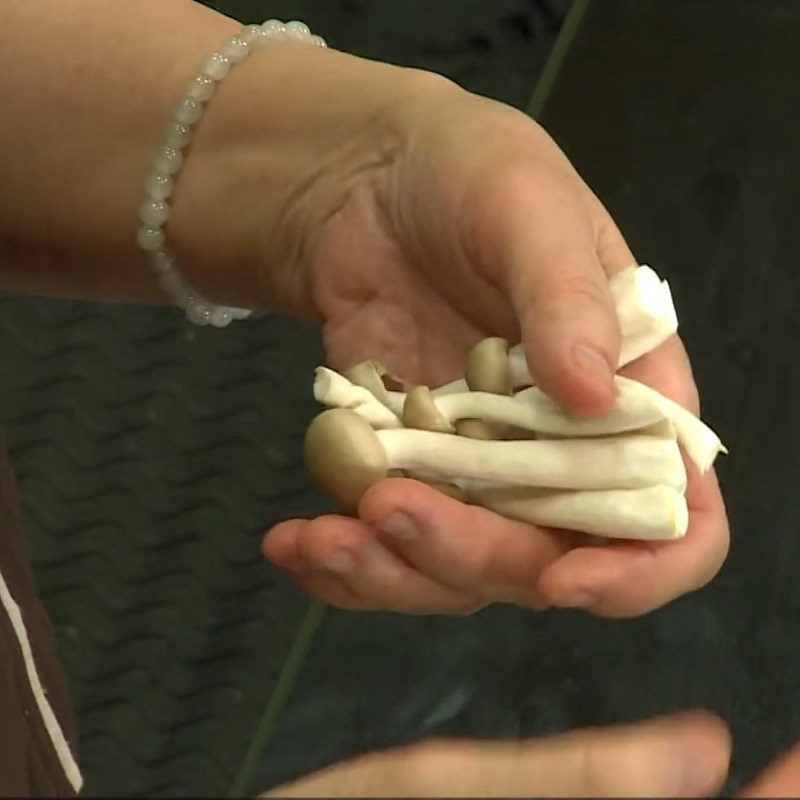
613,267,679,366
507,265,679,387
614,376,726,473
466,484,688,541
431,379,669,438
376,428,687,492
313,367,401,429
317,367,724,474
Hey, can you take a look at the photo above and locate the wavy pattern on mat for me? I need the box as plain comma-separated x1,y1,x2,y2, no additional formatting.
0,291,330,796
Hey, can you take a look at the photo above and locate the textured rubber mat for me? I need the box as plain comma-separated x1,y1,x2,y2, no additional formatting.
0,1,566,795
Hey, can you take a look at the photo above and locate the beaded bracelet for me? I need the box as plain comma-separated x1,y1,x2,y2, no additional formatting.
136,20,327,327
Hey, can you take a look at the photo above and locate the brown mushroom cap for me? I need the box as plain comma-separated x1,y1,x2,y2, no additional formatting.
454,418,498,440
465,337,512,394
344,360,389,403
304,409,388,510
403,386,455,433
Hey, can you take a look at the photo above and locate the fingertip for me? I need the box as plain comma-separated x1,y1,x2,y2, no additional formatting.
262,520,303,567
521,331,618,418
668,710,732,797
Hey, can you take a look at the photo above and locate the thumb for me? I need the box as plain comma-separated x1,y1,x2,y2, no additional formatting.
266,711,730,797
495,170,621,415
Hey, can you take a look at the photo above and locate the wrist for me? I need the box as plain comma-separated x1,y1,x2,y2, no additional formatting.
167,42,414,319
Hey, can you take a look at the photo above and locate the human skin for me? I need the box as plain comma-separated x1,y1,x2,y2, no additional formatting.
265,711,800,798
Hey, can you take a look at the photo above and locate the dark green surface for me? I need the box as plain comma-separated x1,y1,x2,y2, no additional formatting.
0,1,566,796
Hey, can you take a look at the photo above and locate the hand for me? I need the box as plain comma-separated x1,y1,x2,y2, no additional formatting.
265,711,732,798
266,714,800,798
172,44,728,616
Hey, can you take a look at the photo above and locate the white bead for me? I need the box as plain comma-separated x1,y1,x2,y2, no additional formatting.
249,29,272,50
284,21,311,40
137,226,165,252
139,199,169,228
241,24,265,44
187,74,216,102
230,307,253,319
219,35,250,63
150,251,174,274
262,19,285,34
144,173,174,201
201,52,231,81
172,97,203,126
186,302,211,325
310,35,327,48
154,146,183,175
208,307,233,327
165,122,191,149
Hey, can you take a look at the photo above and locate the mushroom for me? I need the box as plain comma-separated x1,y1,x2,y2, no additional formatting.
506,265,679,389
615,375,726,473
343,360,405,415
438,380,669,438
402,386,455,433
468,484,688,541
611,264,679,367
376,373,673,439
401,387,478,499
465,337,513,394
305,408,389,511
313,367,401,429
304,408,687,509
315,367,724,474
455,337,512,440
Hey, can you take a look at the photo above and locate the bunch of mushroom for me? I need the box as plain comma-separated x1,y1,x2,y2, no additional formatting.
305,266,726,541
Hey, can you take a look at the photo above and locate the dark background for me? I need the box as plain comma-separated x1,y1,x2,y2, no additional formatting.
1,1,798,796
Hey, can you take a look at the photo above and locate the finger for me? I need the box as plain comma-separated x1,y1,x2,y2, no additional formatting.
742,738,800,797
534,337,723,617
358,478,572,608
537,466,729,616
264,516,481,614
585,188,638,277
536,334,724,616
620,334,700,412
267,710,730,798
473,165,621,416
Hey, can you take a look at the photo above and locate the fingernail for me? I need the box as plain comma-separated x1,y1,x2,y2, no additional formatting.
322,551,356,575
556,591,596,609
377,512,418,542
573,343,613,381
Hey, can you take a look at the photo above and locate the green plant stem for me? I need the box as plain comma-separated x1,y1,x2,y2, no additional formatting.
229,600,327,798
526,0,592,120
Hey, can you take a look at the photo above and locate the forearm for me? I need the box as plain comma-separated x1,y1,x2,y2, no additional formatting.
0,0,244,304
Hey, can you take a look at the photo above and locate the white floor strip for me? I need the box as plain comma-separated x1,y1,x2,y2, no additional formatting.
0,567,82,793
